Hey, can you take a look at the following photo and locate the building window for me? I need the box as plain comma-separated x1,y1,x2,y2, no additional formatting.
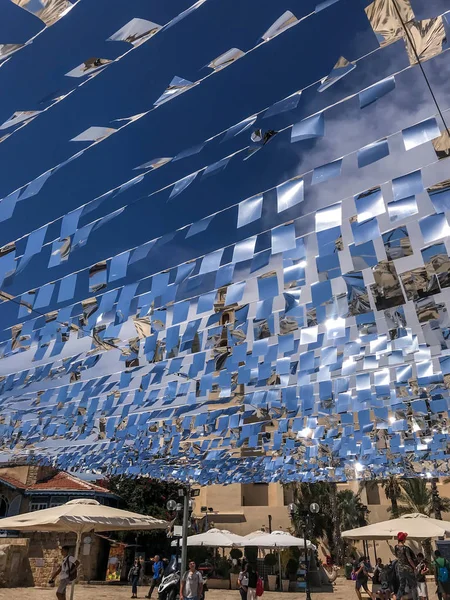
0,496,8,518
50,496,68,508
30,502,48,511
242,483,269,507
283,487,294,506
365,482,381,505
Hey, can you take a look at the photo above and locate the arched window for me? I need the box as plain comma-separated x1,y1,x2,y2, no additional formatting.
0,496,9,518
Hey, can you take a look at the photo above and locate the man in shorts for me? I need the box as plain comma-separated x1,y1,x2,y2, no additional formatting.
354,556,374,600
434,550,450,600
49,546,79,600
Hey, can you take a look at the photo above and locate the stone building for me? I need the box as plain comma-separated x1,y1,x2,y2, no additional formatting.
0,463,119,587
194,479,450,562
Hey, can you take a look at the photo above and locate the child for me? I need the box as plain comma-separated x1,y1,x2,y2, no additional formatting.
415,553,428,600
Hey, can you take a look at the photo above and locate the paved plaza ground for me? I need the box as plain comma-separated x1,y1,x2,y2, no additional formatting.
0,578,353,600
0,578,442,600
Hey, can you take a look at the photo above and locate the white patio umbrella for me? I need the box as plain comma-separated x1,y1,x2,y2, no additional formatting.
244,530,316,548
0,498,168,600
342,512,450,540
243,530,267,540
174,527,244,546
244,530,316,590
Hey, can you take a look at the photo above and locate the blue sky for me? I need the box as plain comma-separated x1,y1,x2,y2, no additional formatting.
1,0,450,481
0,0,408,332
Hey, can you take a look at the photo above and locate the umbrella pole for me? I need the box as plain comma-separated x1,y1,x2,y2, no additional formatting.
69,531,82,600
278,551,282,592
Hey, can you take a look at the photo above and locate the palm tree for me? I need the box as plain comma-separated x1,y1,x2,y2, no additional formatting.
288,483,369,565
394,478,450,517
393,478,450,564
396,479,431,515
337,489,370,530
335,488,369,564
430,478,450,519
290,482,333,541
431,478,442,519
329,483,342,565
382,476,401,518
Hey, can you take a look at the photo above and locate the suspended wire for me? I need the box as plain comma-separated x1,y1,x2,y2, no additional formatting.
392,0,450,138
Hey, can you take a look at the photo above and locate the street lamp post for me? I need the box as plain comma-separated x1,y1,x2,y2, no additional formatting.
177,487,200,576
288,502,320,600
181,491,189,577
166,499,181,564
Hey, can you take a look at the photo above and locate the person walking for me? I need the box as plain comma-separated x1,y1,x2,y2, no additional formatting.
48,546,80,600
373,558,384,595
394,532,417,600
376,563,392,600
146,555,164,599
180,560,204,600
129,558,142,599
238,564,249,600
434,550,450,600
354,556,374,600
246,564,258,600
415,553,428,600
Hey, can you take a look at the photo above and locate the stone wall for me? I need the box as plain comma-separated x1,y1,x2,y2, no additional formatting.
27,532,108,586
0,538,33,587
0,532,109,587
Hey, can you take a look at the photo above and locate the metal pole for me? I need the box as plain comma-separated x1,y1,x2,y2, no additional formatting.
373,541,378,562
69,531,82,600
278,550,282,592
181,491,189,577
364,540,369,563
304,515,311,600
268,515,272,534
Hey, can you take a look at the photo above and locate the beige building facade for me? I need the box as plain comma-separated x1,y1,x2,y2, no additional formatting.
194,479,450,561
194,483,291,535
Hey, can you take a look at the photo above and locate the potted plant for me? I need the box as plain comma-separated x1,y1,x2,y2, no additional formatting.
230,548,243,589
264,553,278,591
208,557,232,589
286,558,299,591
245,547,258,565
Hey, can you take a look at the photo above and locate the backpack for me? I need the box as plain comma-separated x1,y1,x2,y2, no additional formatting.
66,558,78,582
436,559,449,583
256,577,264,597
372,567,380,585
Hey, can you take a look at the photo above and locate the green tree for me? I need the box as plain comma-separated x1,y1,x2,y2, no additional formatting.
334,488,369,565
431,479,442,520
106,475,181,519
430,478,450,520
336,489,369,530
104,476,182,557
394,478,450,517
330,483,341,565
290,482,334,542
288,483,369,565
381,476,401,518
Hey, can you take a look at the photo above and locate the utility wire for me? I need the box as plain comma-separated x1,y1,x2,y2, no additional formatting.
393,0,450,138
